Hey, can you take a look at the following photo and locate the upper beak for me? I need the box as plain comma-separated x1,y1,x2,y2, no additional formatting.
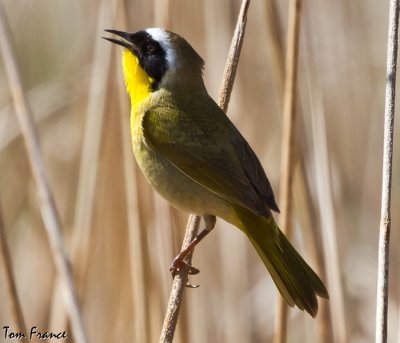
102,29,132,49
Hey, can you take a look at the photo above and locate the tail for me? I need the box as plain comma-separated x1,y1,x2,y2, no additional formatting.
235,208,329,317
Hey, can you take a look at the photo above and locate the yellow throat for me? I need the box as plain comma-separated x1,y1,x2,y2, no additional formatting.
122,49,154,107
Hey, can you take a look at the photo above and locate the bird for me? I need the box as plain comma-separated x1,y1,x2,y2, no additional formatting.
103,28,328,317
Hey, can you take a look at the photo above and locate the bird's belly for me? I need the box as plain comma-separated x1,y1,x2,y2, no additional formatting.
132,138,234,220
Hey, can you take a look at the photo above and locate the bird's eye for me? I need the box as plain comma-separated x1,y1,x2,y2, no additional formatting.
143,42,158,54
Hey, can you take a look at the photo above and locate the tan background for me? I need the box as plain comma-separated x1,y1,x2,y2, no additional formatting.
0,0,398,342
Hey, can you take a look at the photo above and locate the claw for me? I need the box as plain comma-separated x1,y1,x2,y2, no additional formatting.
186,281,200,288
170,257,200,277
168,226,212,284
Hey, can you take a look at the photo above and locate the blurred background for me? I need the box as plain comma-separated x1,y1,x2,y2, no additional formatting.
0,0,399,342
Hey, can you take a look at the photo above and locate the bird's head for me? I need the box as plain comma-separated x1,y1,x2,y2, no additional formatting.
103,28,205,105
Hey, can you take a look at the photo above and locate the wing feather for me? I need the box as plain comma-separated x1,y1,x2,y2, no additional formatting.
231,136,280,212
141,102,277,217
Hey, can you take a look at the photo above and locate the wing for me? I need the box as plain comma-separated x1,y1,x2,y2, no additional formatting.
141,104,270,217
231,134,280,212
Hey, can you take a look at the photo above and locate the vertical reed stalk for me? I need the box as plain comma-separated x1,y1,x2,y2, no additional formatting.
308,75,347,343
159,1,251,342
274,0,302,342
154,0,171,29
302,9,345,341
376,0,399,342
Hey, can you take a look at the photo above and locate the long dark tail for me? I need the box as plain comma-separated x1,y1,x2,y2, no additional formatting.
236,208,329,317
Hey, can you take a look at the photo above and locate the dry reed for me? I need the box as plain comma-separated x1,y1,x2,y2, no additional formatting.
302,7,347,342
264,2,334,341
274,0,302,342
0,4,88,343
376,0,399,342
159,1,251,342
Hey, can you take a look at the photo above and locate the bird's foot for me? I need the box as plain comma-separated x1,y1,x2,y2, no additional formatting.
169,222,215,288
169,256,200,276
169,258,200,288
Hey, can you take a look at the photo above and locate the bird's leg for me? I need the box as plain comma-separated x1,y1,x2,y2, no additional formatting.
170,229,210,276
170,215,216,281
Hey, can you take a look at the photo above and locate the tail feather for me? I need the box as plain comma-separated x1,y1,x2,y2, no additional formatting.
236,209,329,317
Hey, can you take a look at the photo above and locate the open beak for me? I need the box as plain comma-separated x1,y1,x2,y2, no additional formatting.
102,29,132,49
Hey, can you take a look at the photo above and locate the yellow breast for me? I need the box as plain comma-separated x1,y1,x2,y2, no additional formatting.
122,49,155,142
122,49,154,107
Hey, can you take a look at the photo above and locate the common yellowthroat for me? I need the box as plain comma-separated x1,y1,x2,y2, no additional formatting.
104,28,328,316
